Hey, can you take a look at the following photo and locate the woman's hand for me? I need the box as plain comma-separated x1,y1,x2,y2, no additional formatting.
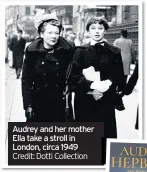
90,80,112,93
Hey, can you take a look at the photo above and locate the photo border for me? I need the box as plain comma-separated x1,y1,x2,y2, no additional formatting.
1,0,143,169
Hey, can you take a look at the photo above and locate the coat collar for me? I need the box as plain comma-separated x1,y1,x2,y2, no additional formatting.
90,38,106,46
27,37,72,52
80,41,109,48
79,42,112,61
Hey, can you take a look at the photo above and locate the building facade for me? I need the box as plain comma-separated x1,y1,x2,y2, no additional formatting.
5,5,37,36
5,5,138,54
48,5,73,33
105,5,138,54
73,5,138,53
5,6,19,34
5,5,73,37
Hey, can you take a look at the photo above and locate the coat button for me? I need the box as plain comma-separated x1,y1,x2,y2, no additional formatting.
56,62,59,65
42,62,44,65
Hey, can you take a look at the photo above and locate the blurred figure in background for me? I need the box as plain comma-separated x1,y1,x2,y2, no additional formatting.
9,29,26,79
66,31,76,48
60,27,65,38
25,35,36,50
81,32,91,45
114,29,135,86
74,32,82,46
7,31,16,67
5,33,8,63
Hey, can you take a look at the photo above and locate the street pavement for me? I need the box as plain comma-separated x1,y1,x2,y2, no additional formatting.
5,65,140,140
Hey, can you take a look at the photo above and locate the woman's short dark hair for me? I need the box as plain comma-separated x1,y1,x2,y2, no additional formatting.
86,17,109,31
38,19,63,35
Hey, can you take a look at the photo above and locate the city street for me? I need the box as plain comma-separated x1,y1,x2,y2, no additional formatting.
5,64,140,141
4,5,141,169
4,5,143,170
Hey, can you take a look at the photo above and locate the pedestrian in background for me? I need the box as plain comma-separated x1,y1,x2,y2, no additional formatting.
81,32,91,45
66,32,76,48
69,16,125,164
5,33,8,63
74,32,82,46
25,35,36,50
21,11,73,122
114,29,135,85
9,29,26,79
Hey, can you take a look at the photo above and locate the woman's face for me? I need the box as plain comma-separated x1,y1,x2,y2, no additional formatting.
41,23,60,48
88,23,106,42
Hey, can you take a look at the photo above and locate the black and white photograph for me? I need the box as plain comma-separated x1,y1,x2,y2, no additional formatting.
4,3,142,167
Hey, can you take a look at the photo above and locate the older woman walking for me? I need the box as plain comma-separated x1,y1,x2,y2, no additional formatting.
22,12,73,122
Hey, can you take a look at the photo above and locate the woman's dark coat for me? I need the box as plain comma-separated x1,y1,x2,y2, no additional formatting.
69,42,125,164
69,42,125,138
9,36,26,68
21,37,73,122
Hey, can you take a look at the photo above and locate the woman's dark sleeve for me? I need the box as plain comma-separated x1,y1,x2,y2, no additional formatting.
21,48,34,110
125,61,138,95
8,37,14,51
68,48,92,94
111,51,125,92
